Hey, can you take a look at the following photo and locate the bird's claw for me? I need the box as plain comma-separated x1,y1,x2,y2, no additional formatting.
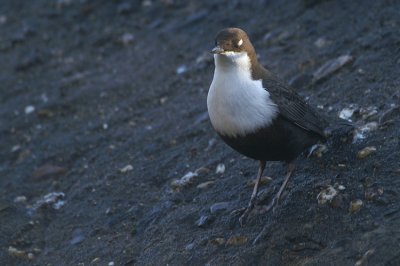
230,207,246,216
230,205,253,226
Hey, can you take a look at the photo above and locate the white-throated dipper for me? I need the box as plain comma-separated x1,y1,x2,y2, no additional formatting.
207,28,328,224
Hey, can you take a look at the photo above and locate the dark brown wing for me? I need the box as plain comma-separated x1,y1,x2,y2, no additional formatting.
262,73,328,138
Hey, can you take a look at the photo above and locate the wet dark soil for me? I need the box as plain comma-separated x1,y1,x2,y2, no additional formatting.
1,0,400,265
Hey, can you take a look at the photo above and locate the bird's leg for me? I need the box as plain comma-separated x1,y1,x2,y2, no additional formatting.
238,160,266,226
261,162,295,214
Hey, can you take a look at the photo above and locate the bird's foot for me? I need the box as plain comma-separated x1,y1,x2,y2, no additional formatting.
259,194,279,214
238,204,253,226
258,182,291,214
231,193,263,226
233,161,267,226
230,207,246,217
230,202,255,226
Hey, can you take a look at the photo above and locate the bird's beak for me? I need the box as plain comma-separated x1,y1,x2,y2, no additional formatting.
211,46,224,54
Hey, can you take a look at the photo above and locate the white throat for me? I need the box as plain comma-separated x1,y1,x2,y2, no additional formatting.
207,52,278,137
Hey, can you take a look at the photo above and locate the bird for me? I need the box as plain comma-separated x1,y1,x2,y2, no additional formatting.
207,27,329,225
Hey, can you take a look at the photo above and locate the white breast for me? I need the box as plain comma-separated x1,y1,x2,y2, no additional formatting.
207,52,278,137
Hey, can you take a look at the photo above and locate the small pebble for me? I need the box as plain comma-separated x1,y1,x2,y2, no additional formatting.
349,199,363,213
196,215,214,228
8,246,26,258
70,228,85,245
210,201,234,214
11,145,21,152
353,122,378,142
119,33,135,46
210,238,225,246
14,196,27,203
185,243,195,250
357,146,377,159
33,247,41,253
176,65,188,75
108,262,115,266
312,55,353,83
37,109,54,118
91,257,100,263
205,138,217,151
120,164,133,173
40,93,49,103
339,107,356,121
226,235,248,246
196,181,215,189
159,96,168,104
355,249,375,266
364,188,378,201
359,106,378,120
317,186,338,204
194,167,211,175
171,171,198,190
314,37,330,48
247,176,272,187
309,144,328,158
29,192,66,213
24,105,35,114
215,163,225,174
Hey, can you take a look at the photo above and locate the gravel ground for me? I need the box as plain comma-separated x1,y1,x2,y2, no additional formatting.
1,0,399,265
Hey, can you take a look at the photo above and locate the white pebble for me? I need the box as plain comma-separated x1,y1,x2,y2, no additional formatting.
215,163,225,174
353,122,379,143
176,65,188,74
314,37,330,48
120,164,133,173
339,107,355,121
171,171,198,189
11,145,21,152
120,33,135,45
14,196,27,203
108,262,115,266
25,105,35,114
317,186,338,204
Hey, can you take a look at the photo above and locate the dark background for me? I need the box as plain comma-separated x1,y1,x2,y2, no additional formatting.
1,0,399,265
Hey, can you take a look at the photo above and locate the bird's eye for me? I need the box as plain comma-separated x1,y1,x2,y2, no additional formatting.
233,39,243,48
